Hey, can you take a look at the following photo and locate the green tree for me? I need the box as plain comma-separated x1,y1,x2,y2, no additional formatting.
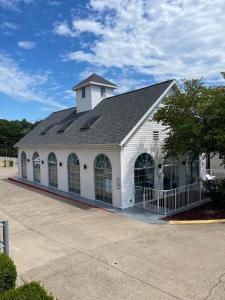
153,74,225,159
0,119,41,157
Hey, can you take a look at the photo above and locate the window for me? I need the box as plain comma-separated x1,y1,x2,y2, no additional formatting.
153,131,159,141
134,153,154,188
33,152,40,182
21,151,27,179
100,86,106,97
67,153,80,194
94,154,112,204
48,152,58,188
134,153,154,204
81,87,86,98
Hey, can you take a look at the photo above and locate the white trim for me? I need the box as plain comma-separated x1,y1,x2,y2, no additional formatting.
73,81,117,90
17,144,121,150
120,80,177,146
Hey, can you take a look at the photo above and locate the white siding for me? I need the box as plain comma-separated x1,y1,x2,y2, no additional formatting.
76,86,92,113
120,92,186,208
210,154,225,171
76,85,114,113
18,146,122,208
120,118,167,208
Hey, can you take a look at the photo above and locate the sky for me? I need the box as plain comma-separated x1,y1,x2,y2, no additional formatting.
0,0,225,122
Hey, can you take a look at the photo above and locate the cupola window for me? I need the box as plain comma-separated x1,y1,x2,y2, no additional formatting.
100,86,106,97
81,87,86,98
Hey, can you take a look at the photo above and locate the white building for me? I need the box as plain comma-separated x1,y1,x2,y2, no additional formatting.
15,73,200,209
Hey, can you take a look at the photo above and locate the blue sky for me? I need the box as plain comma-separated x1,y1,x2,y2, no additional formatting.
0,0,224,122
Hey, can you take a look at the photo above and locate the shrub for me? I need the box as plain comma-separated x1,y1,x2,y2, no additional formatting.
0,254,17,292
0,282,55,300
203,178,225,208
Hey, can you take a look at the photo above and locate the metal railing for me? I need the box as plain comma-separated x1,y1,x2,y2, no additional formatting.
206,169,225,179
135,182,207,216
0,221,9,254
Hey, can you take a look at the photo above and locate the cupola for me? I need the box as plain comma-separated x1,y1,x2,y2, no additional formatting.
72,73,117,113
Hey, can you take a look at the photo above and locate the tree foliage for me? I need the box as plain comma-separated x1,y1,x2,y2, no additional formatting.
153,75,225,158
0,119,41,157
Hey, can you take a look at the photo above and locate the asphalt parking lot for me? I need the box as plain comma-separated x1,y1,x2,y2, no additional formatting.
0,167,225,300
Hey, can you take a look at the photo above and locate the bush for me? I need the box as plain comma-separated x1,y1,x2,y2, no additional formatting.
0,282,55,300
203,178,225,208
0,254,17,292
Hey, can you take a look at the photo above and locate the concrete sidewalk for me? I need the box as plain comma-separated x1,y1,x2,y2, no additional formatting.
0,167,225,300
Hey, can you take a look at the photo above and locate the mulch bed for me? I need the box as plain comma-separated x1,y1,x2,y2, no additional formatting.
163,201,225,221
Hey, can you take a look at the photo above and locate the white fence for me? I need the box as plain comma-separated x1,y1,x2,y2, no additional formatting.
135,182,207,216
206,169,225,179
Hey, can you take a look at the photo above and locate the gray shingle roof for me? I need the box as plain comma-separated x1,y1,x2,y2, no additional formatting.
15,80,174,147
72,73,117,90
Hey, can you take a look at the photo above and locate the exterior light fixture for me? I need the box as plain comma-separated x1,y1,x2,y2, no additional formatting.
59,162,63,167
41,160,44,164
27,159,30,162
84,164,87,170
158,164,162,169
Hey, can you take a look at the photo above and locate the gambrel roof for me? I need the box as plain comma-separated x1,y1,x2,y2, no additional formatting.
15,79,175,147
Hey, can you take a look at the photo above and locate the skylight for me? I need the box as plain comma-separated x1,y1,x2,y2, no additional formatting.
57,119,78,133
80,115,101,131
40,124,55,135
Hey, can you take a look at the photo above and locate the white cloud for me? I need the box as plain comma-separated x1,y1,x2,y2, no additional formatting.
53,19,103,38
0,53,66,110
48,0,61,6
18,41,36,50
72,19,104,35
0,21,17,35
53,22,77,37
0,0,33,10
62,0,225,81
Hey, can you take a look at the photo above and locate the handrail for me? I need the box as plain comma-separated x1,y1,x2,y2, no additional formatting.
134,182,204,216
135,182,200,193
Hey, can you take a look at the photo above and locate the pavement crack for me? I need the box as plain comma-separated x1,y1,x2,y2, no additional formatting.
203,271,225,300
75,248,184,300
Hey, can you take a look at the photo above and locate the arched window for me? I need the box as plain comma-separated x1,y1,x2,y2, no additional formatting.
21,151,27,179
94,154,112,204
163,155,179,190
67,153,80,194
134,153,154,188
48,152,58,188
33,152,40,182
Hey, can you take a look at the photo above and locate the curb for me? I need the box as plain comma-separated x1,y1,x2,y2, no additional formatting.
8,177,113,214
168,219,225,225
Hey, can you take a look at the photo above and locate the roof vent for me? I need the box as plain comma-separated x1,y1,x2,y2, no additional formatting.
153,130,159,141
80,115,101,131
